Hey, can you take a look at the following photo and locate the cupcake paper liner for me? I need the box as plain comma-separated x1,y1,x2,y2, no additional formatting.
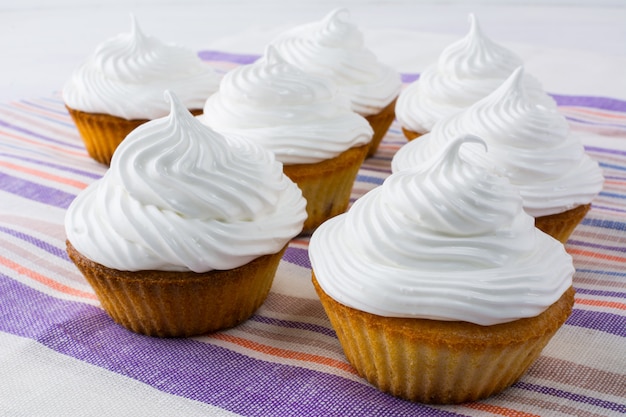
67,240,286,337
283,143,369,233
364,98,397,157
535,203,591,244
401,127,423,141
66,106,202,165
312,273,575,404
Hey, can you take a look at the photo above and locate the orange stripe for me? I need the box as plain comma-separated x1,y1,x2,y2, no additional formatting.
289,238,310,246
465,402,541,417
0,255,98,300
0,128,87,157
0,160,88,189
211,333,358,375
561,106,626,120
567,248,626,263
575,297,626,310
603,179,626,186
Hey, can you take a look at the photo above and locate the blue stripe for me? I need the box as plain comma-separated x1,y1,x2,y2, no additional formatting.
599,191,626,200
356,174,385,185
576,268,626,278
580,217,626,230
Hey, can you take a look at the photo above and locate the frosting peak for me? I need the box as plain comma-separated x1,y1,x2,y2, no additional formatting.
395,13,550,134
269,8,401,116
63,15,221,120
66,91,307,272
309,135,574,325
314,8,363,48
399,135,518,237
439,14,512,79
200,47,373,164
393,66,604,217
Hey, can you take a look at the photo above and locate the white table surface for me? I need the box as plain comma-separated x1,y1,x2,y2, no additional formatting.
1,0,626,103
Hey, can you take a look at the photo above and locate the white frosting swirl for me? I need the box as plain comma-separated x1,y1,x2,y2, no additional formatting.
310,135,574,325
392,67,604,217
62,15,221,120
65,91,307,272
199,46,373,165
395,13,552,134
269,8,402,116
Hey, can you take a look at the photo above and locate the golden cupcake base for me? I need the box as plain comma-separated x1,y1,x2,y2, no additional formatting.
283,143,368,233
364,98,397,157
313,273,575,404
535,203,591,243
66,106,202,165
67,240,285,338
401,127,423,141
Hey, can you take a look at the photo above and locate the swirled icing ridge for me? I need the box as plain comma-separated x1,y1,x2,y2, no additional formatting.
395,13,551,134
63,15,221,119
270,8,401,116
200,46,373,164
310,135,574,325
65,91,307,272
393,67,604,217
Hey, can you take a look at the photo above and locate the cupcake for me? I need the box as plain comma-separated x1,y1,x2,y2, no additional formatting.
199,46,373,232
309,135,575,404
392,67,604,243
65,91,307,337
395,13,553,140
270,8,402,157
63,15,221,165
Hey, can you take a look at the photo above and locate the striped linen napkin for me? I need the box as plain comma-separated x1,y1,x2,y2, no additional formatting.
0,51,624,417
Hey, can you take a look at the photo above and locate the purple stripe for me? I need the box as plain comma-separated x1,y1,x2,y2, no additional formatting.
248,315,337,338
565,116,626,129
575,287,626,299
0,118,84,150
550,94,626,112
198,50,261,65
20,99,73,116
585,145,626,157
0,273,461,417
283,246,311,269
0,172,76,209
0,152,102,179
515,381,626,413
588,204,626,214
0,225,69,260
401,73,420,83
567,309,626,337
568,239,626,254
603,176,626,182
